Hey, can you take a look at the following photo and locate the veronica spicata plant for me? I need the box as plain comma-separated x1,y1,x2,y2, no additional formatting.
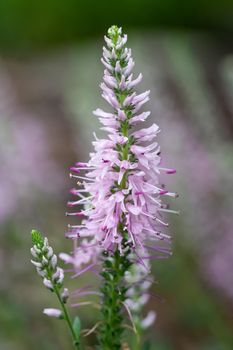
30,25,178,350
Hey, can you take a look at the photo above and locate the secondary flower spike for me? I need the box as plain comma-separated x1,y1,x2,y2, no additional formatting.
30,230,64,291
66,25,178,269
30,230,81,349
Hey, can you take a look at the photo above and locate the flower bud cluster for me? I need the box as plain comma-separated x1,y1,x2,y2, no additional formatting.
30,230,64,291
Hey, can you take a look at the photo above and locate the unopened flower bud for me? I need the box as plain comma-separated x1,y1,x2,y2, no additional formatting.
57,269,64,286
52,267,64,286
42,256,48,266
30,247,38,258
43,308,62,318
61,288,69,303
36,267,46,278
52,267,61,282
50,254,57,269
31,260,42,268
43,237,49,248
46,246,53,259
43,278,53,291
33,245,41,254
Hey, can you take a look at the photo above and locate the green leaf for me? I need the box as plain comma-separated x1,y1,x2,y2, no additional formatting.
73,316,81,340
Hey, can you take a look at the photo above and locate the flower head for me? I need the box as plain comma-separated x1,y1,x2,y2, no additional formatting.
31,230,64,291
66,25,177,271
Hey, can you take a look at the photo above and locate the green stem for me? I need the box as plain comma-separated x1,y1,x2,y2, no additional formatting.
98,247,132,350
133,325,142,350
53,285,80,350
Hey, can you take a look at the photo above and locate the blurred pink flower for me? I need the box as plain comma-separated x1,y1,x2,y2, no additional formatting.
0,67,63,223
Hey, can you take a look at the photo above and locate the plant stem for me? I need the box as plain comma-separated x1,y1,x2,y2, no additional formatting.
98,247,132,349
133,325,142,350
53,285,80,350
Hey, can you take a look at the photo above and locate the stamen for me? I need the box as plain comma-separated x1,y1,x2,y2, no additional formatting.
155,218,169,226
70,174,95,182
67,196,93,207
158,208,180,215
71,263,98,278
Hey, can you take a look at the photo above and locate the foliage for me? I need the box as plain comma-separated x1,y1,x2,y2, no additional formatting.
0,0,232,52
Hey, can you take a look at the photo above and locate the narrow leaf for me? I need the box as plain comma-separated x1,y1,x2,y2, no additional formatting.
73,316,81,340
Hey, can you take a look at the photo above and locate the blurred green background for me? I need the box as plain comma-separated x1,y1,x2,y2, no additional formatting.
0,1,233,349
0,0,232,53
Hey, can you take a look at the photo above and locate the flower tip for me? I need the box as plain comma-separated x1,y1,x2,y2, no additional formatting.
166,169,176,174
69,188,77,195
70,167,80,173
31,229,43,246
159,190,168,195
61,288,69,303
107,25,121,37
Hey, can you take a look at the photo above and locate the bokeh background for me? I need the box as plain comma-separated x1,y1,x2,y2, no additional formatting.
0,1,233,349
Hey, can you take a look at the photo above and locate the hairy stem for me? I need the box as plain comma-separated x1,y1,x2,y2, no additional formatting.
98,246,132,349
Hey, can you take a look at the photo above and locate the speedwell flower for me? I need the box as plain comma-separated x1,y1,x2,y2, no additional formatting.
66,25,178,271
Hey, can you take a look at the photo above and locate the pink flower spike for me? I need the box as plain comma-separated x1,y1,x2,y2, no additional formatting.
62,28,179,343
65,25,177,293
